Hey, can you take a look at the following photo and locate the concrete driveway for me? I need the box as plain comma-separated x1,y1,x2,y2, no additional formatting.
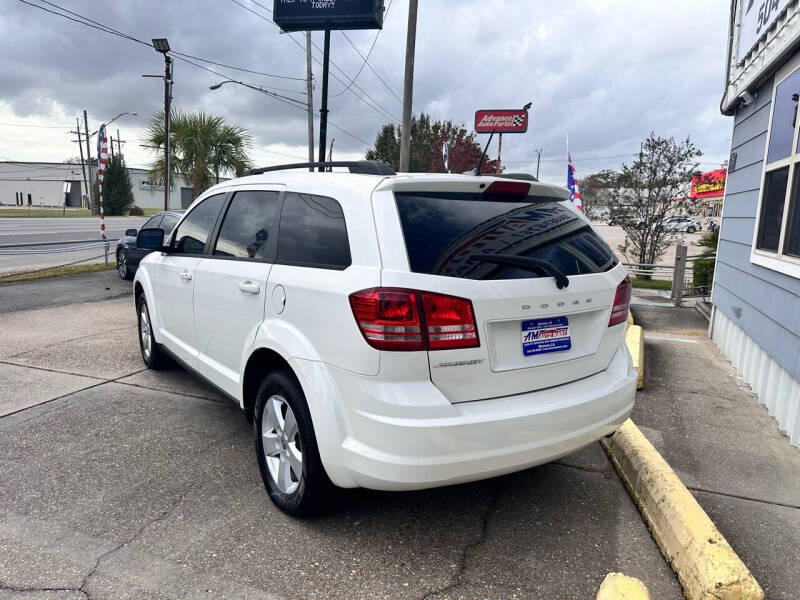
0,272,681,599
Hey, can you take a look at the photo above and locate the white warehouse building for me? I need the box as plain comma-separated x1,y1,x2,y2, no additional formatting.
0,161,197,210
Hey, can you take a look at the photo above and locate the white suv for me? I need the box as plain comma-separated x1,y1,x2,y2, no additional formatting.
133,163,636,516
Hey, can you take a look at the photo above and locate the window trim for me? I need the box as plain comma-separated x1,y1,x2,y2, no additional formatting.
206,187,284,264
752,53,800,278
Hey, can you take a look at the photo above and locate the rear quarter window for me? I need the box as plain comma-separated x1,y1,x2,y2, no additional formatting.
395,192,617,280
277,192,351,269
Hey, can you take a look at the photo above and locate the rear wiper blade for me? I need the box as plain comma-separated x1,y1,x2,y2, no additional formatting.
470,254,570,289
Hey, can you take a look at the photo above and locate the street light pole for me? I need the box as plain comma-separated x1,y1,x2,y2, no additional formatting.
151,38,172,211
318,29,331,172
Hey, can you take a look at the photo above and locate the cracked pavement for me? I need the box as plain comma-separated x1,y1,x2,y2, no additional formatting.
0,272,683,599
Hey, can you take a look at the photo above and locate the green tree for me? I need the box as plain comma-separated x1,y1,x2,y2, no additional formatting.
92,154,134,216
580,170,618,221
606,133,702,276
366,113,499,173
145,110,253,197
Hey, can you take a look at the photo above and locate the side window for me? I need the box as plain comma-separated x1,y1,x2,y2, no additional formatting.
161,214,179,235
277,192,350,269
172,194,225,255
142,215,163,230
213,191,280,259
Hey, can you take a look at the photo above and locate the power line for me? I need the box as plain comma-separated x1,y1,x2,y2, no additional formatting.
334,0,402,102
227,0,401,124
0,122,71,129
16,0,373,150
18,0,305,82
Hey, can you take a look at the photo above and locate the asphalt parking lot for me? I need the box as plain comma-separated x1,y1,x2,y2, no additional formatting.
0,271,682,599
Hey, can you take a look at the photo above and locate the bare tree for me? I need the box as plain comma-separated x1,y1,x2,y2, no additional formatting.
607,133,701,275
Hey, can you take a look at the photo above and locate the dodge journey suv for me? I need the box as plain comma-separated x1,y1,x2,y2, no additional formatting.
133,161,636,516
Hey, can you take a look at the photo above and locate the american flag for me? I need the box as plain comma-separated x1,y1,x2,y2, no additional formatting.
567,153,583,211
96,123,108,239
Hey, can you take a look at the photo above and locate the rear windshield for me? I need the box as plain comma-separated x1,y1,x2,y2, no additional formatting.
395,192,618,280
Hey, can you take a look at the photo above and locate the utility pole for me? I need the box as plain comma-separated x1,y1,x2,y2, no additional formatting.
399,0,419,173
163,55,173,210
83,110,95,216
110,136,115,158
74,117,89,210
318,29,331,172
306,31,315,172
535,148,542,179
116,128,125,158
496,134,503,174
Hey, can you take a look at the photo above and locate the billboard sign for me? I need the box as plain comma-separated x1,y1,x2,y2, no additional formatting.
737,0,788,62
474,109,529,134
273,0,384,31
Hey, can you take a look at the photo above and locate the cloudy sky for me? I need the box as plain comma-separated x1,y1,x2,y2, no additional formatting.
0,0,733,184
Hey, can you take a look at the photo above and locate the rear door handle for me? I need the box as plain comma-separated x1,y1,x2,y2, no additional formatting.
239,280,261,294
179,270,192,281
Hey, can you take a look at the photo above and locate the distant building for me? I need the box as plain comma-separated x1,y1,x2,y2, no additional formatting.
718,0,800,447
0,161,199,210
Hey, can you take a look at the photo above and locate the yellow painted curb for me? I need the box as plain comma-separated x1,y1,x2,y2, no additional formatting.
626,324,644,390
627,311,634,329
601,420,764,600
596,572,651,600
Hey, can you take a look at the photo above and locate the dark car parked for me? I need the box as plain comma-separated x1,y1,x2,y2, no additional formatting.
116,210,183,280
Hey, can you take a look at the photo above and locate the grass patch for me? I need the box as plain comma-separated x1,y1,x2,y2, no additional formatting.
141,208,162,216
0,262,116,284
631,277,672,290
0,208,92,218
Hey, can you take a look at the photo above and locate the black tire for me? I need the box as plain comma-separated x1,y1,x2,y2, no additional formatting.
254,369,333,516
117,249,133,280
687,226,696,233
136,294,170,369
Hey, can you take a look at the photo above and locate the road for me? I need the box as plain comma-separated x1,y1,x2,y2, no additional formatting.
0,216,147,275
0,271,684,599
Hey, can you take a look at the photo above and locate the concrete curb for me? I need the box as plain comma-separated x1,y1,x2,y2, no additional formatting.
601,420,764,600
596,572,651,600
626,324,644,390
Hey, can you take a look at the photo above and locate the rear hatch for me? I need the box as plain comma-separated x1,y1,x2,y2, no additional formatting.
387,180,629,403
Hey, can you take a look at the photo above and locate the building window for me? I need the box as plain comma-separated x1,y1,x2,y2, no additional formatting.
753,58,800,277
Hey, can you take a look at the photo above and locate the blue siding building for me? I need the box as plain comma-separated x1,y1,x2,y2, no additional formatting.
715,1,800,447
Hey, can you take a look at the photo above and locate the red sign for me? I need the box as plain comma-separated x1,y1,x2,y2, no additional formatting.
690,168,727,199
474,109,529,134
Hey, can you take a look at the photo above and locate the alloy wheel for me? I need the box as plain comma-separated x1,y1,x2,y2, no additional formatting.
117,251,127,278
261,394,303,494
139,303,152,361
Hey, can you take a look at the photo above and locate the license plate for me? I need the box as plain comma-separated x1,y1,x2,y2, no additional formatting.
521,317,571,356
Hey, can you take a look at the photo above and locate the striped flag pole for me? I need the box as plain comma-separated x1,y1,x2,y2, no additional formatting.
96,124,108,240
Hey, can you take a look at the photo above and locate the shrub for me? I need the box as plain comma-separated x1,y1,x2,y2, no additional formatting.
128,205,144,216
693,258,715,290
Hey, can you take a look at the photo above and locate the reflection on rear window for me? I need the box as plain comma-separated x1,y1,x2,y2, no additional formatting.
395,193,617,280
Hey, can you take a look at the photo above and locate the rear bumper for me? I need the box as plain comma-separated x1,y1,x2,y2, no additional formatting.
293,344,636,491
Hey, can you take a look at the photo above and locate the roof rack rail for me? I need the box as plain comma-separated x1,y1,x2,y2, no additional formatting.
245,160,395,176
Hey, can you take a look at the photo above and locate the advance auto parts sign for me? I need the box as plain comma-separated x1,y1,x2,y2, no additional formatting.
474,109,529,134
738,0,788,61
273,0,384,31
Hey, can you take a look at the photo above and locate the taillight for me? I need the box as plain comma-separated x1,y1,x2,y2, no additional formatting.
349,288,479,351
609,276,632,327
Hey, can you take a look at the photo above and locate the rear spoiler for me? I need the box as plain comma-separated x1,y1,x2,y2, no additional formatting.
373,174,570,201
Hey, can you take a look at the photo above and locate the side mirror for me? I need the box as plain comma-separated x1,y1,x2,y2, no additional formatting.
137,228,167,251
125,228,138,237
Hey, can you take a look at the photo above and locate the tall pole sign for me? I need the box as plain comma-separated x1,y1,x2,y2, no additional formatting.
273,1,384,170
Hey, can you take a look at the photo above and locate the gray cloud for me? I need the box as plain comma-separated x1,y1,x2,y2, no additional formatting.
0,0,732,183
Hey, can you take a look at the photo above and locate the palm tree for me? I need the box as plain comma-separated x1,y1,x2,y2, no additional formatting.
145,110,253,198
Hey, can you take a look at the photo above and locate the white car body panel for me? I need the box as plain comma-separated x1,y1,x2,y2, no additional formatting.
134,170,636,492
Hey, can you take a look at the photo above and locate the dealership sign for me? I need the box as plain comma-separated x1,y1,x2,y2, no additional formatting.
474,109,529,134
273,0,384,31
738,0,788,61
